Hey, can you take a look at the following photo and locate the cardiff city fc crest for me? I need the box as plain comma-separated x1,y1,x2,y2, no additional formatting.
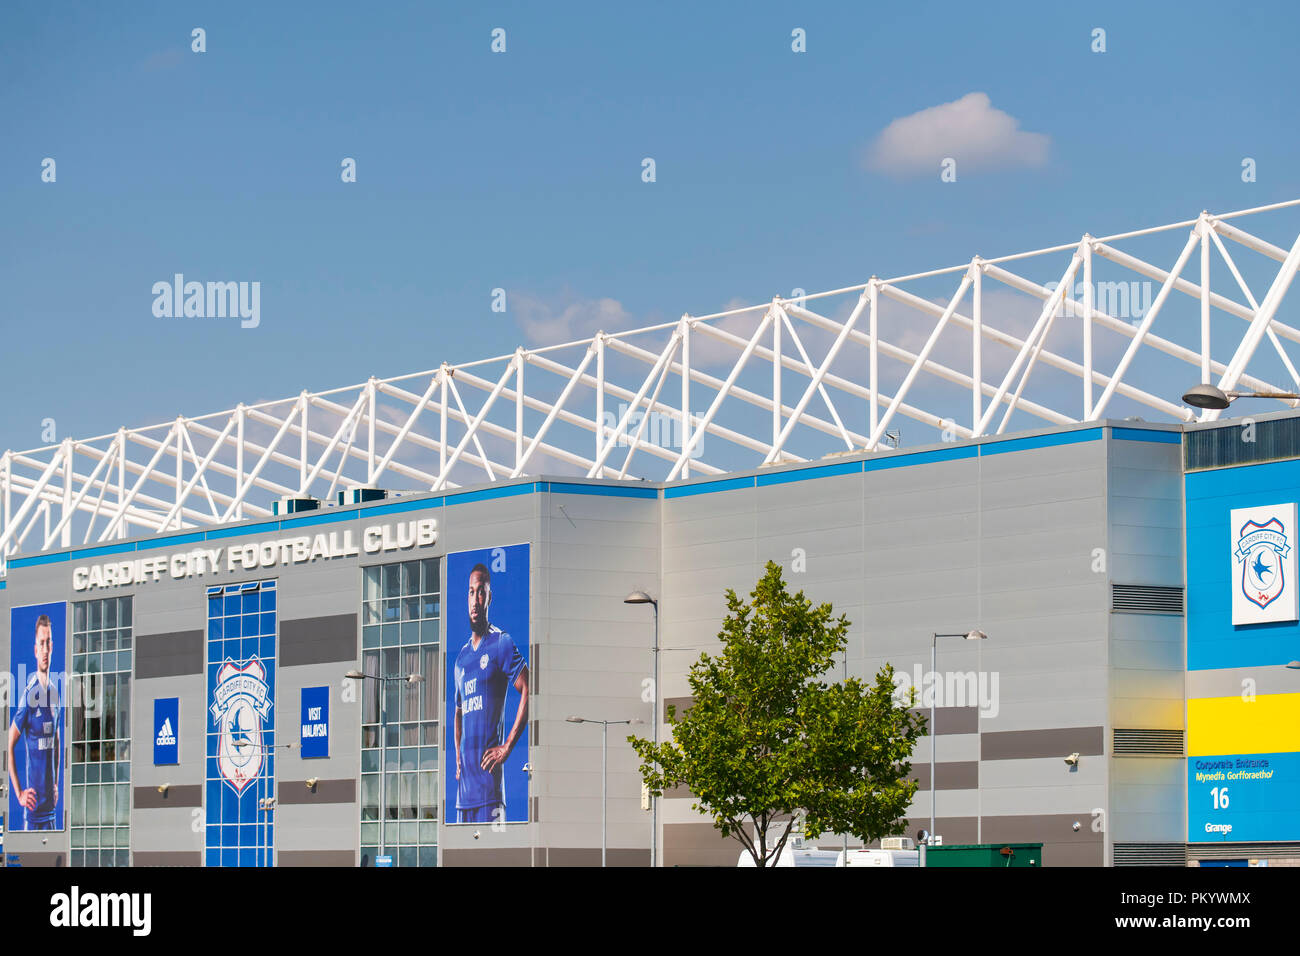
1235,517,1290,610
210,658,273,795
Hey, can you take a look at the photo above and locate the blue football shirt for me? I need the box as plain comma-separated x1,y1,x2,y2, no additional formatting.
453,626,525,810
12,673,60,823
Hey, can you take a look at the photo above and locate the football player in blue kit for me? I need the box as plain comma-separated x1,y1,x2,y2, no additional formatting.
453,563,529,824
7,614,61,830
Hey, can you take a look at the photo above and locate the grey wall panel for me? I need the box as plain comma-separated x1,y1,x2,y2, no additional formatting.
136,630,203,678
976,814,1103,866
982,726,1105,760
280,613,356,666
663,822,742,867
135,784,201,809
134,851,201,866
279,850,356,866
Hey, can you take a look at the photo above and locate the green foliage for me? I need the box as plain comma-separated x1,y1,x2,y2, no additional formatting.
630,560,927,867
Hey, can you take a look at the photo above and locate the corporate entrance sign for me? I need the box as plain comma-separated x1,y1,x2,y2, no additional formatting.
72,517,436,592
1230,504,1298,625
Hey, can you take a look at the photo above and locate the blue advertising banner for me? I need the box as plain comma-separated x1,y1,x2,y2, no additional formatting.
205,580,277,867
154,698,179,765
445,544,530,825
7,602,67,832
1188,751,1300,843
300,686,329,758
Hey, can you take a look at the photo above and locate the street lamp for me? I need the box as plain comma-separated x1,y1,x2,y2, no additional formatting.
929,630,987,846
624,589,659,868
347,669,424,864
1182,383,1300,410
567,716,643,867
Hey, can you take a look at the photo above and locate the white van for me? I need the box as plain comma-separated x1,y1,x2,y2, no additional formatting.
835,847,920,867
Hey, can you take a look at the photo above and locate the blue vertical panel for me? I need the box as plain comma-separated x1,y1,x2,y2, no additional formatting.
206,580,276,866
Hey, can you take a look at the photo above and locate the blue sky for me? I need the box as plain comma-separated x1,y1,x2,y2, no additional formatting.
3,0,1300,456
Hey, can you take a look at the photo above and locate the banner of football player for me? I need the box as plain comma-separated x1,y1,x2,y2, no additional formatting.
1231,503,1299,625
7,602,67,832
445,544,530,825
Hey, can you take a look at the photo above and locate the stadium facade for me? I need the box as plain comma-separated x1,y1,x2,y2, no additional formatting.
2,410,1300,867
5,200,1300,866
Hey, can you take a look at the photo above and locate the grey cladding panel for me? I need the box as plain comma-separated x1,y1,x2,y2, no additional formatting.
281,614,357,666
136,630,203,679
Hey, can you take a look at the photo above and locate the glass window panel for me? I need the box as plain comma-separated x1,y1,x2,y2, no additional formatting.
363,603,381,627
360,775,378,816
381,622,400,647
419,846,438,868
73,632,86,654
418,770,435,807
422,648,438,719
399,774,417,818
116,785,129,825
419,747,438,771
86,763,100,784
399,820,417,844
422,558,439,597
363,566,380,602
72,764,85,785
102,628,117,652
116,826,130,847
118,739,130,762
361,749,379,774
72,742,85,763
401,597,419,622
103,676,117,741
119,677,130,739
420,821,437,843
362,726,379,749
118,597,132,627
86,787,100,825
103,739,116,761
399,846,417,869
383,745,400,771
74,602,87,633
382,648,399,678
382,599,401,623
382,564,400,599
362,625,380,649
72,828,87,848
72,786,87,824
420,597,440,620
88,631,101,653
400,747,417,771
401,561,417,598
384,773,399,818
401,722,418,746
400,621,419,646
104,599,117,628
361,823,378,846
422,722,438,746
89,600,102,629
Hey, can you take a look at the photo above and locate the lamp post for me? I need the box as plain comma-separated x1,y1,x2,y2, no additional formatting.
347,669,423,864
624,589,659,868
567,716,642,867
929,630,987,846
1182,383,1300,410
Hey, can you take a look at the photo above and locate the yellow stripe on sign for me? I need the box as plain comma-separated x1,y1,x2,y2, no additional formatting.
1187,693,1300,756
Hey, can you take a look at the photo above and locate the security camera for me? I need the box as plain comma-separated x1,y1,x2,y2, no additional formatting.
1072,821,1081,832
473,830,481,840
521,762,533,774
1064,752,1080,766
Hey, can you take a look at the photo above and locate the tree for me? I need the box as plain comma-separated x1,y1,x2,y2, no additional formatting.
630,560,927,867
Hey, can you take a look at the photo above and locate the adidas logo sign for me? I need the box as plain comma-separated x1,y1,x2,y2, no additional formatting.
155,718,176,747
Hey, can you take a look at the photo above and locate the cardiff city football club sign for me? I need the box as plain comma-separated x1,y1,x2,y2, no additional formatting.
211,658,274,795
1231,503,1299,625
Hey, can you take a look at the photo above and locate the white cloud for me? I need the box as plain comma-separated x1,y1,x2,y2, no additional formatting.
866,92,1049,177
514,291,637,346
